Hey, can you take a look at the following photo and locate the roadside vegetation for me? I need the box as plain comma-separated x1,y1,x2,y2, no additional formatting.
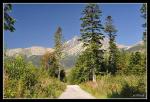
80,74,146,98
4,55,66,98
4,5,66,98
68,3,146,98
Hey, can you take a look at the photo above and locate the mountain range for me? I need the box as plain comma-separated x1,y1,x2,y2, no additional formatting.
5,36,144,68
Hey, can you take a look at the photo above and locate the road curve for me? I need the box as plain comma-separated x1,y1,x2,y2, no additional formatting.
58,85,96,99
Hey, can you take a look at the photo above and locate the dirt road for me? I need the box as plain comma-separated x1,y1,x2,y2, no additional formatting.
58,85,96,99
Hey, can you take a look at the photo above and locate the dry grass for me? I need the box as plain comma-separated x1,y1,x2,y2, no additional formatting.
80,74,146,98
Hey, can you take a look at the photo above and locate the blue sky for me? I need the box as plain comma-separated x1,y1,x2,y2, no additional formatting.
4,3,145,49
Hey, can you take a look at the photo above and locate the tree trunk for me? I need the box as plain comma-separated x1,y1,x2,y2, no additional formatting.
92,69,96,82
58,67,60,80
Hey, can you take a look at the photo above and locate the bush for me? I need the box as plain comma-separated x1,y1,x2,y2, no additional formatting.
41,52,58,77
4,55,66,98
5,56,26,80
33,76,66,98
67,68,77,84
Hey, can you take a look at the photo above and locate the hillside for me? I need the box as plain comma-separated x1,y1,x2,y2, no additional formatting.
126,41,144,52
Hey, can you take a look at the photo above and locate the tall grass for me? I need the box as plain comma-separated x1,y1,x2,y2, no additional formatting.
80,74,146,98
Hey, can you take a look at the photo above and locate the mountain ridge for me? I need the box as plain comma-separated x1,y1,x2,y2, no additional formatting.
5,36,144,68
6,36,136,57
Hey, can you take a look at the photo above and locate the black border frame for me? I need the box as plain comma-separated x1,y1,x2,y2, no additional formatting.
1,0,149,102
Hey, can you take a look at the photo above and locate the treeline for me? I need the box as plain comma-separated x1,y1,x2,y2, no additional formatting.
68,3,146,84
68,3,146,98
68,50,146,84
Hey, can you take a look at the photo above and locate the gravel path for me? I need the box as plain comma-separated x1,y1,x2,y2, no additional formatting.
58,85,96,99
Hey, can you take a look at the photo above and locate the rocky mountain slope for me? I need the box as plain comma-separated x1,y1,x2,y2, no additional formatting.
6,46,54,57
125,41,144,52
6,36,131,57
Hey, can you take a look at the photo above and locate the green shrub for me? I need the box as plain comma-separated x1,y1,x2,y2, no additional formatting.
4,55,66,98
5,56,26,80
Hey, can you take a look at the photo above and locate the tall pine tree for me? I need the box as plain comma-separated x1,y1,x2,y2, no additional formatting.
140,3,147,71
140,3,147,49
80,4,104,82
140,4,147,29
104,16,118,75
54,26,63,80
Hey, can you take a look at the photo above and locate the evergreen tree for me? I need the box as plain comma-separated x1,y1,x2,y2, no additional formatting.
140,3,147,49
76,49,94,82
116,50,130,74
69,49,95,84
127,52,145,75
140,4,147,29
79,4,104,82
104,16,118,75
4,4,16,32
54,26,63,80
130,52,142,65
140,3,147,68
